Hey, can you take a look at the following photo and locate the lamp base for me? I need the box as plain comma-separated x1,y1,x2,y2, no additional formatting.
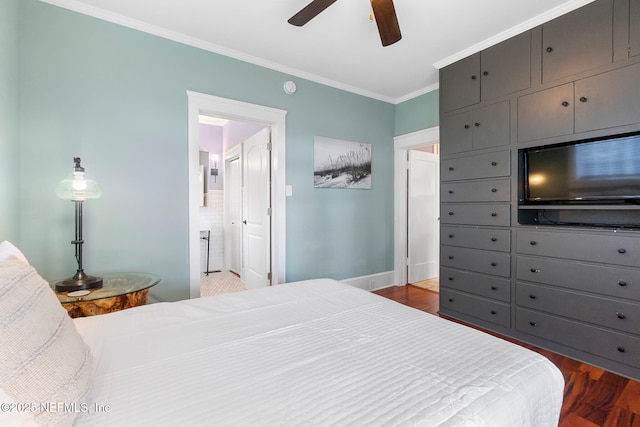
55,270,103,292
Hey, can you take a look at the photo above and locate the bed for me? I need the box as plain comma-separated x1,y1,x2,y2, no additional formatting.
0,243,564,427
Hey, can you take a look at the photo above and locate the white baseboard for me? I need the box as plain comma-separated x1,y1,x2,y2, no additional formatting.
340,270,397,292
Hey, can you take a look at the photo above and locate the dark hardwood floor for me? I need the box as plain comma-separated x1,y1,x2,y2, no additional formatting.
373,285,640,427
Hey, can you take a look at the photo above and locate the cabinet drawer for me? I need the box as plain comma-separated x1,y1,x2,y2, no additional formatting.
516,282,640,335
441,226,510,252
441,267,510,302
442,203,510,226
517,229,640,267
441,288,510,327
517,255,640,302
441,179,510,203
516,307,640,369
441,151,510,181
441,246,510,277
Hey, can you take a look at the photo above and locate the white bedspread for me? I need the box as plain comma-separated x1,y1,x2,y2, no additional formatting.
73,279,563,426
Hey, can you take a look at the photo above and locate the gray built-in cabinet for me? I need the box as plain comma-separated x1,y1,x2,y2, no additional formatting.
438,0,640,381
440,101,510,154
632,0,640,57
541,0,614,83
518,61,640,142
440,31,531,113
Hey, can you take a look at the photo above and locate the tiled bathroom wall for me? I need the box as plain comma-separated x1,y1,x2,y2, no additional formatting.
200,190,224,273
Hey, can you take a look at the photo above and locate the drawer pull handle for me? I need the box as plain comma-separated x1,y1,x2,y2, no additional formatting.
529,321,537,327
448,234,454,238
617,346,626,353
491,262,497,267
491,213,497,217
474,122,480,127
491,161,497,166
449,166,454,171
491,286,497,291
618,248,627,254
491,188,498,193
617,312,626,319
471,75,477,80
464,124,470,129
448,190,454,194
529,294,537,299
490,310,497,315
448,277,454,281
448,298,454,303
483,71,489,76
561,101,569,107
579,96,588,103
530,241,537,246
448,256,454,260
530,268,540,273
546,47,553,53
491,237,497,242
448,212,454,216
618,281,628,287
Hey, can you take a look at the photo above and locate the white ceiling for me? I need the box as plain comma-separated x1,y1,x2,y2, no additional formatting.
42,0,595,104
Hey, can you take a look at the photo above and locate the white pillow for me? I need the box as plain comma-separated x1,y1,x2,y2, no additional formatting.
0,257,93,427
0,241,29,265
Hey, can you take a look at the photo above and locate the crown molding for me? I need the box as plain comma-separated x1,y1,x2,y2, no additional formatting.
39,0,405,104
394,82,439,104
433,0,596,70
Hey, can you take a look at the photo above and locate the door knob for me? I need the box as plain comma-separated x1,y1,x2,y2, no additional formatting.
242,220,247,224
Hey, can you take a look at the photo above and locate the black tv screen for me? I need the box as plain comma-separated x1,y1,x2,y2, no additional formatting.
524,133,640,203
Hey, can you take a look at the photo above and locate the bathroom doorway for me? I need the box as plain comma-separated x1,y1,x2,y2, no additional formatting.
187,91,287,299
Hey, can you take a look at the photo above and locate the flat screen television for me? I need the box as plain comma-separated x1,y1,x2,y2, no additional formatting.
523,133,640,204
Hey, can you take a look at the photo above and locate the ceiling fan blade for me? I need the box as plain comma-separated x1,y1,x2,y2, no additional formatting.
371,0,402,46
288,0,338,26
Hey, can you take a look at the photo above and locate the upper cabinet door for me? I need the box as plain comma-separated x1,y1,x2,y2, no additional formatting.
440,32,531,113
631,0,640,57
518,83,574,142
575,62,640,133
542,0,614,83
440,111,473,155
481,31,531,100
472,101,510,150
440,101,510,154
440,53,481,113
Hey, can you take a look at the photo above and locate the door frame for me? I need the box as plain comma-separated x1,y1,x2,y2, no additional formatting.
187,91,287,298
223,144,242,275
393,126,440,287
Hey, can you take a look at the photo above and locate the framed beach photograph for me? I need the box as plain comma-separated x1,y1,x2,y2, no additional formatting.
314,136,372,189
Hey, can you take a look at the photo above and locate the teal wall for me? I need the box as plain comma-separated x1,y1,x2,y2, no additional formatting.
395,89,440,136
16,0,403,301
0,0,20,243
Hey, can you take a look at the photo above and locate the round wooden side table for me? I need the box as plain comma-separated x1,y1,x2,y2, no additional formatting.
53,272,161,318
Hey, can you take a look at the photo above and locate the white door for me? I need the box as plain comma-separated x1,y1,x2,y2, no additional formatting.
226,155,242,274
408,150,439,283
242,128,271,289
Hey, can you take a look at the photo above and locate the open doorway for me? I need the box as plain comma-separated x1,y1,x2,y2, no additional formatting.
187,91,287,299
197,115,269,296
394,127,440,289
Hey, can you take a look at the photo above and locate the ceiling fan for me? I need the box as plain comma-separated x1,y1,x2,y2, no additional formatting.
288,0,402,47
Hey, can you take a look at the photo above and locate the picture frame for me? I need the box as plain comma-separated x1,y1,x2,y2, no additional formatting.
314,136,372,189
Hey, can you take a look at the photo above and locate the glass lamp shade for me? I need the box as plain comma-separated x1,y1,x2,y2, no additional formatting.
56,170,102,201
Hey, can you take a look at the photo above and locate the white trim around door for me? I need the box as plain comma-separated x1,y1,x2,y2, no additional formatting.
393,126,440,287
187,91,287,298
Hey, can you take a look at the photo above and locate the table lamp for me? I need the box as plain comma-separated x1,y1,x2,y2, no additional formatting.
55,157,103,292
